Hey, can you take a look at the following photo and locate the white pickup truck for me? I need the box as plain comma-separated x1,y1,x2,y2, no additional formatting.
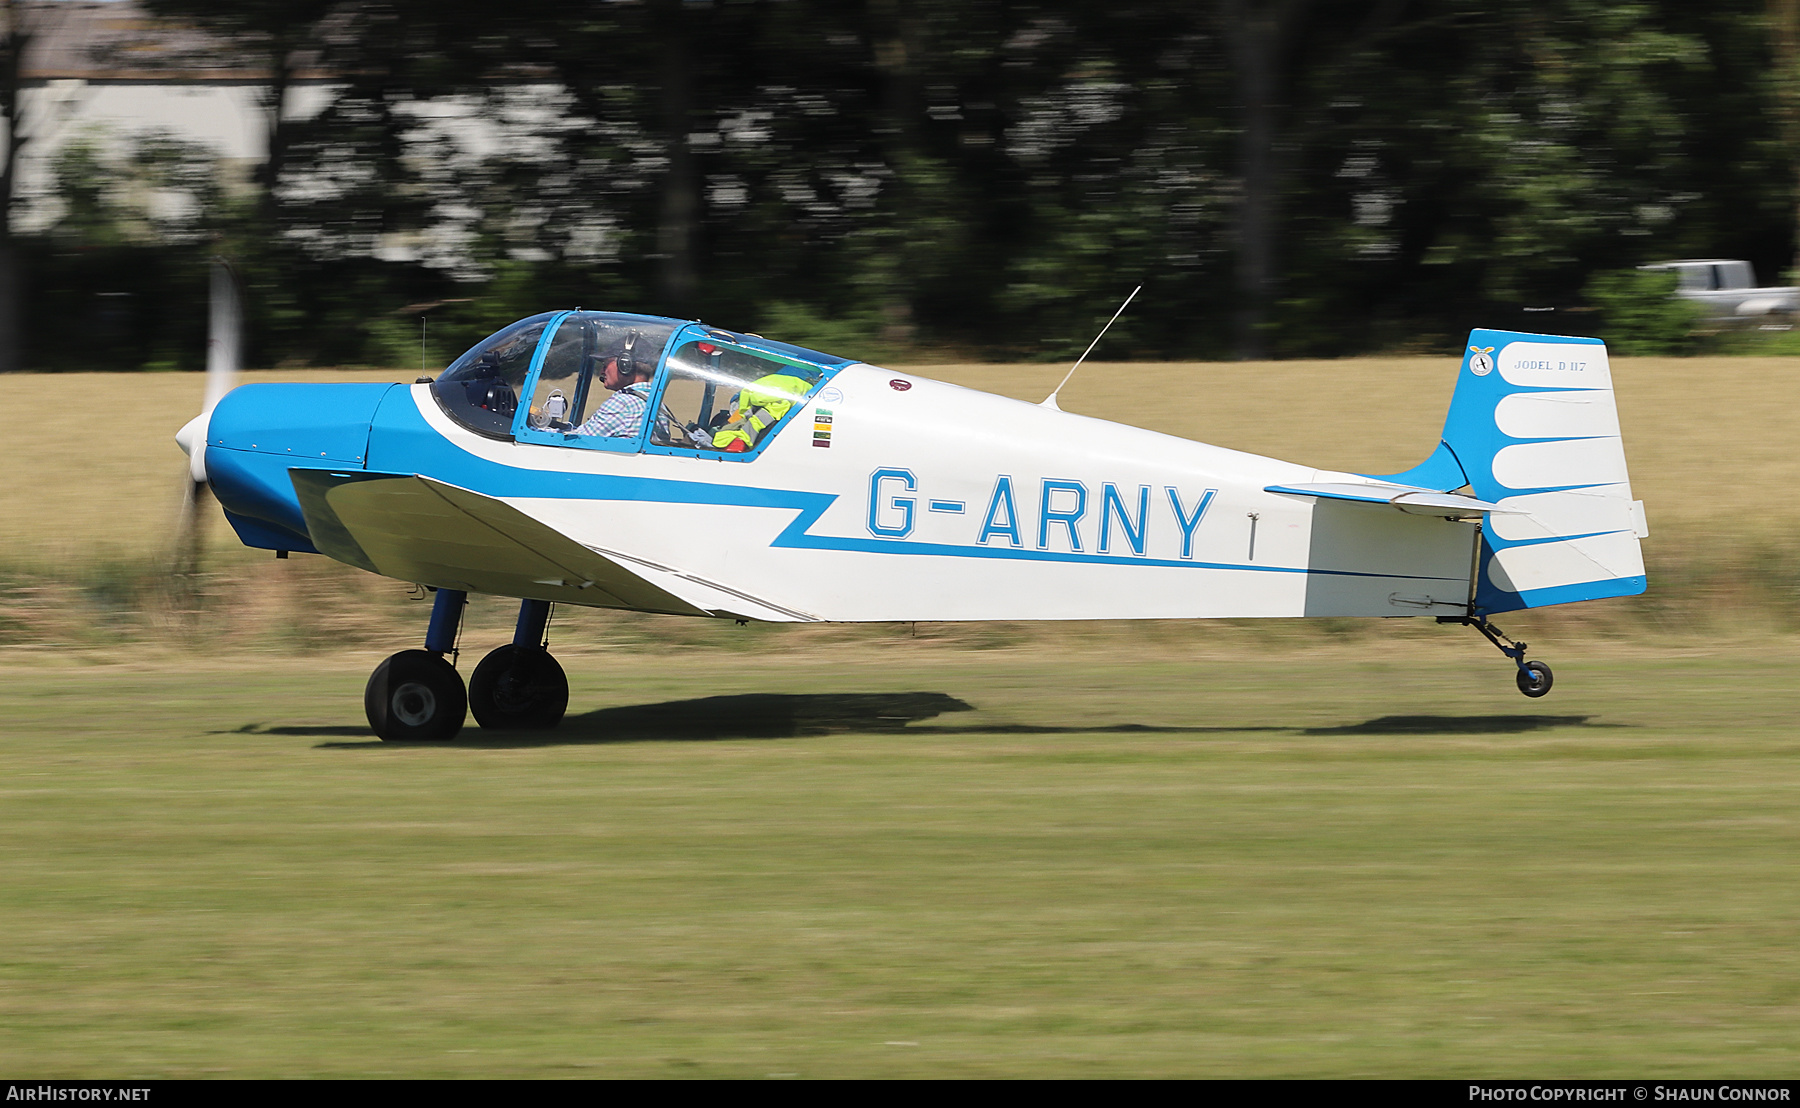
1639,259,1800,318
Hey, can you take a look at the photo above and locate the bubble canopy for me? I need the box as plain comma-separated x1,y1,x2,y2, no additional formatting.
430,311,856,455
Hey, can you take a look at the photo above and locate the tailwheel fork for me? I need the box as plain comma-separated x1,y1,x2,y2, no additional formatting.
1438,614,1555,698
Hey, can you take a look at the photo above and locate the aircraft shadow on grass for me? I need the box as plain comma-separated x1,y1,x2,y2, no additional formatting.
1300,714,1616,735
300,692,979,748
258,697,1625,749
301,691,1285,749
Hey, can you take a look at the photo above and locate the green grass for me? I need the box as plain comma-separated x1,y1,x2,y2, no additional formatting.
4,645,1797,1077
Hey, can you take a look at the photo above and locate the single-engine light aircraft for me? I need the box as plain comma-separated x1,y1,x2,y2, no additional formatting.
175,294,1648,740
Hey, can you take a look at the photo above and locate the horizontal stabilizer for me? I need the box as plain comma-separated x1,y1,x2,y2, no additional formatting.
1266,481,1520,516
290,470,712,615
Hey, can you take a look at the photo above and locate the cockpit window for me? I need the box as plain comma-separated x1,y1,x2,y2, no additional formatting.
515,313,683,449
652,340,823,455
432,312,558,438
521,315,591,433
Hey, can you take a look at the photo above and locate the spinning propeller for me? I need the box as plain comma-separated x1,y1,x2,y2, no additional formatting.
172,258,242,573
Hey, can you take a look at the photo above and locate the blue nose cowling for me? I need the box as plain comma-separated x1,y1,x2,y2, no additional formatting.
205,382,399,552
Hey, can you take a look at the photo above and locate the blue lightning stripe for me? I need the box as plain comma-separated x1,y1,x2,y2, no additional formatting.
363,391,1464,583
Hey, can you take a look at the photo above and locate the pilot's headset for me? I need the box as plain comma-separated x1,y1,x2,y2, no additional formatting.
615,329,640,381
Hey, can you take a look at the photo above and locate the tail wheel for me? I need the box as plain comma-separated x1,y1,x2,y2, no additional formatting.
366,649,467,741
469,644,569,730
1516,660,1554,698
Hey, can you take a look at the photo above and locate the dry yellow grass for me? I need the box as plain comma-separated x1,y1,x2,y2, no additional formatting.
4,354,1792,587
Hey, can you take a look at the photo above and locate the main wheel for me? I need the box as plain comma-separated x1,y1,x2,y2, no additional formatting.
1516,660,1554,698
365,649,467,741
469,644,569,731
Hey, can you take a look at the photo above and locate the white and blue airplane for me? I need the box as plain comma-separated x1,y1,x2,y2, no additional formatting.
175,282,1649,740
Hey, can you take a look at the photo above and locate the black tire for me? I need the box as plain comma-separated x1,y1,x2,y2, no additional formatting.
1516,660,1554,698
365,649,466,741
469,644,569,731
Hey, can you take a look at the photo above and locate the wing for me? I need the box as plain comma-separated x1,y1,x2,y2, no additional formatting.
290,469,729,617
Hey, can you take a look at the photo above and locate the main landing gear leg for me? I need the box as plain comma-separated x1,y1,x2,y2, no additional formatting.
365,588,469,741
469,599,569,731
1438,614,1554,698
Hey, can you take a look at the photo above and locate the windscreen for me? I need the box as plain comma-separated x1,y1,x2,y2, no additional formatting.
431,313,559,438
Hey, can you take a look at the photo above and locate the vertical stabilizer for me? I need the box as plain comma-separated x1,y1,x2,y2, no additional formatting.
1373,329,1647,615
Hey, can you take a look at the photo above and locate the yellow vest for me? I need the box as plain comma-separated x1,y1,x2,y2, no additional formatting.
711,372,813,450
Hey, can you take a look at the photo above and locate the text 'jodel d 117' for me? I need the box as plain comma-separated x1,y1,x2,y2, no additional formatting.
176,304,1648,741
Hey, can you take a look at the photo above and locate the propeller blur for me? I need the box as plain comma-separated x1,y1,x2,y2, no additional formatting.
172,259,242,576
177,311,1649,740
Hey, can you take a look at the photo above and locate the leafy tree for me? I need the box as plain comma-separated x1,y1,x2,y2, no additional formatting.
19,0,1800,368
1581,267,1707,354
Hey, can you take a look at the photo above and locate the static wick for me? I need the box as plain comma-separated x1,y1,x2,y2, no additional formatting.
1042,285,1142,411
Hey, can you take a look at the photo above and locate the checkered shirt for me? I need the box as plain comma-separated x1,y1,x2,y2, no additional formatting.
575,383,650,437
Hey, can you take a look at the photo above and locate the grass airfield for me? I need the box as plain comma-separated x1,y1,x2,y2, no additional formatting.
5,646,1799,1077
2,355,1799,1076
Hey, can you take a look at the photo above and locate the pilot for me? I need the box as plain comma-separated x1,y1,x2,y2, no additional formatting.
710,369,815,452
574,332,654,437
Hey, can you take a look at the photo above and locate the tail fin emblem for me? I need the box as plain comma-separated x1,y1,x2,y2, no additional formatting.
1468,345,1496,376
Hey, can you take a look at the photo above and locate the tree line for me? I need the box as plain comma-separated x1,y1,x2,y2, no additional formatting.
0,0,1792,371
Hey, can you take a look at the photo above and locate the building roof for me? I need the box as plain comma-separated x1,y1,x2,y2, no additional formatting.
17,0,330,82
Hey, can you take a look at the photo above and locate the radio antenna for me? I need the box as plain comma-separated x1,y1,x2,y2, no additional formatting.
1042,285,1141,411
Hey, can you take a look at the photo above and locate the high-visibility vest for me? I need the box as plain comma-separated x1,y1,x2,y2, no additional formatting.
711,372,812,451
